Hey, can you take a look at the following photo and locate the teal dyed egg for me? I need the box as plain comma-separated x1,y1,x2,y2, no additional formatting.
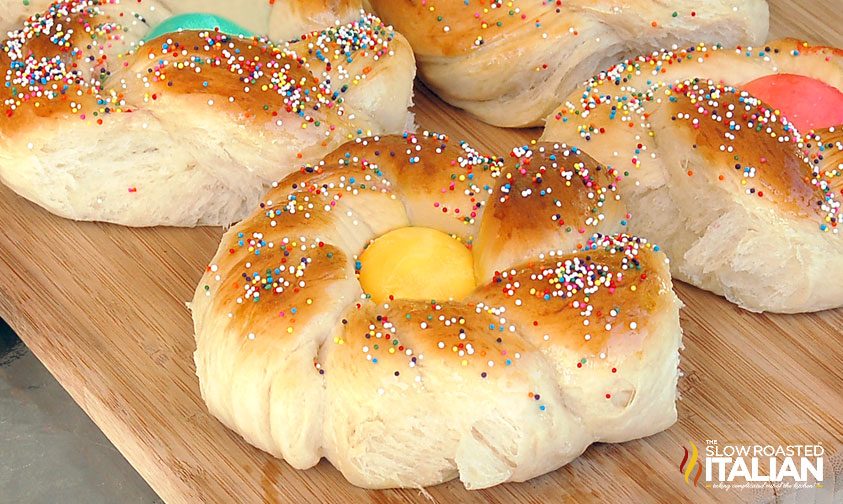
143,13,254,42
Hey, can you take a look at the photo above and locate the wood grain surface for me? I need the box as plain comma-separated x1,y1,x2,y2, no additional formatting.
0,2,841,502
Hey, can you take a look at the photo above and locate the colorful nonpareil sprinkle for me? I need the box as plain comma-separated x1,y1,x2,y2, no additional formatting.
549,42,842,234
201,132,668,404
2,0,398,136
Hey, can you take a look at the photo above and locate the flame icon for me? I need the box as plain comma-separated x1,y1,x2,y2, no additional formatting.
679,441,703,486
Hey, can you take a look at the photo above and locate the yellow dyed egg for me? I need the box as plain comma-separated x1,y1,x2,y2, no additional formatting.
359,227,476,303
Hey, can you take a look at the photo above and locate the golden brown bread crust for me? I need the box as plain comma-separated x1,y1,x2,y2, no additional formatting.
471,237,668,358
275,133,505,239
337,299,534,373
331,236,668,378
192,133,682,488
276,134,631,272
662,82,826,220
200,190,355,344
199,133,668,359
0,4,109,130
474,142,627,280
370,0,767,58
541,40,843,312
0,0,366,37
192,135,682,487
0,1,415,227
121,32,318,119
774,37,843,62
369,0,556,57
485,144,623,239
1,0,401,137
369,0,768,126
546,38,843,103
545,37,843,233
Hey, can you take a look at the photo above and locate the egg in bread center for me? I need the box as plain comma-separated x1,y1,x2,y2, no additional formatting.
742,73,843,131
143,13,255,42
358,227,476,303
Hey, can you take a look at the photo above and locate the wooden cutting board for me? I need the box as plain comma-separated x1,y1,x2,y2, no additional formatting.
0,2,841,502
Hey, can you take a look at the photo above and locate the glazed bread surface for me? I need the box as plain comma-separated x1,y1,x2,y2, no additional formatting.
541,42,843,312
0,0,415,226
192,133,683,489
369,0,769,127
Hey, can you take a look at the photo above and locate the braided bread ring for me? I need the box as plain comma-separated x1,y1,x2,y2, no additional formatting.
369,0,768,127
541,40,843,312
192,133,682,489
0,0,414,226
